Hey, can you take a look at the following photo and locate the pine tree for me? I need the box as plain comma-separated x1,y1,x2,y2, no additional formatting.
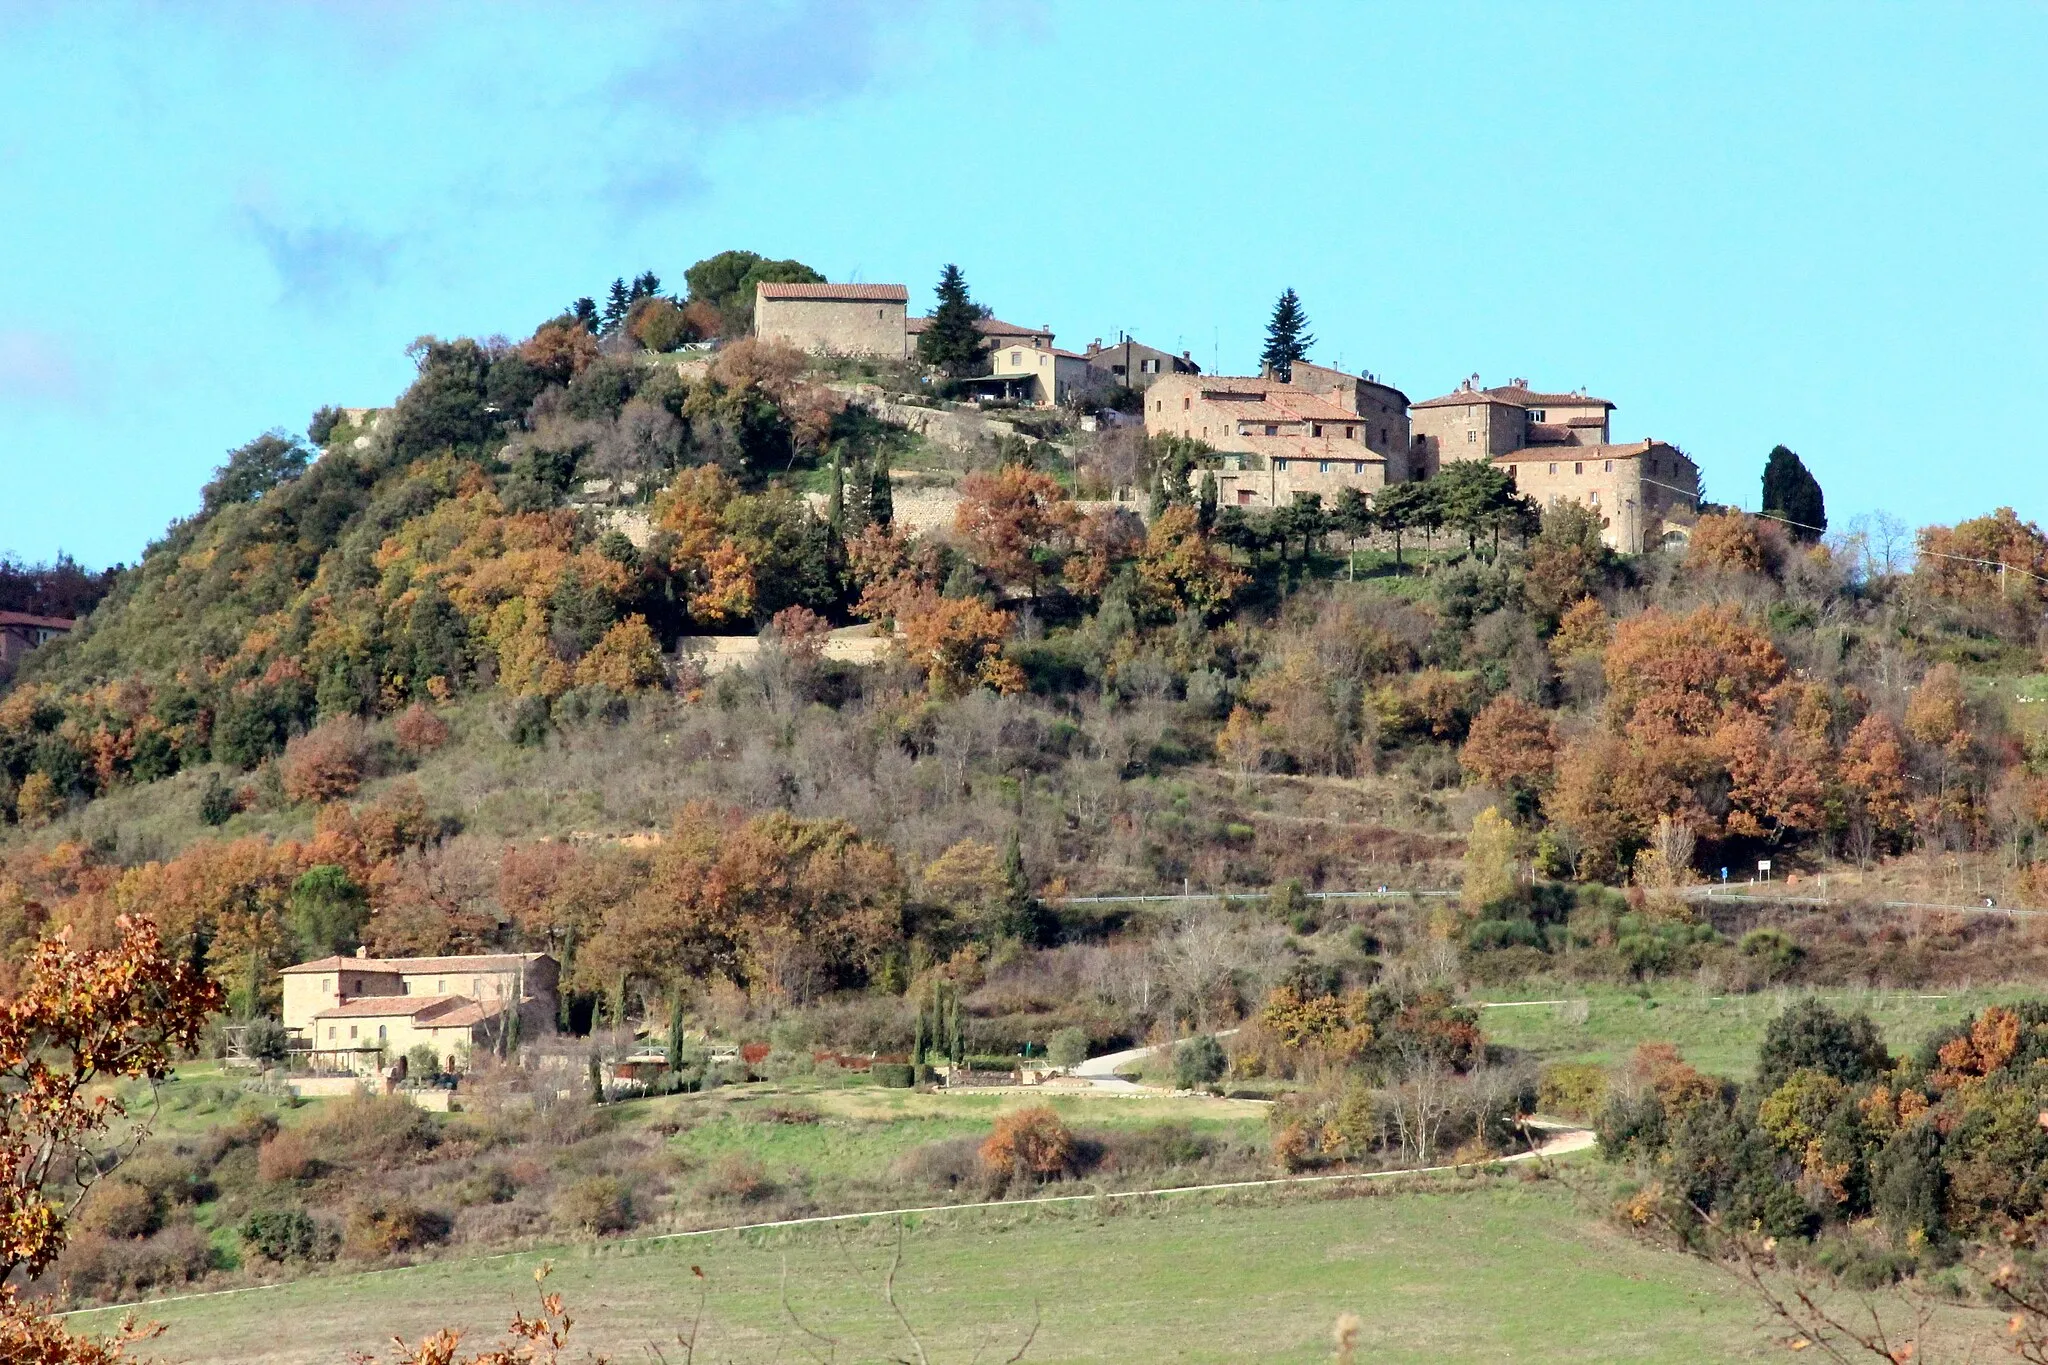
916,264,988,377
568,297,600,334
1259,288,1314,381
630,270,662,301
1198,471,1218,534
1761,445,1827,540
601,277,632,333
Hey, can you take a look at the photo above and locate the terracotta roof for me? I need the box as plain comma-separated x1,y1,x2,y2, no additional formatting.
418,999,513,1029
1565,415,1607,426
1523,423,1574,444
1414,382,1615,411
1484,384,1613,409
313,995,469,1021
1195,382,1361,425
906,315,1051,338
755,282,907,302
281,952,548,976
0,612,74,631
1493,440,1690,465
1240,434,1385,462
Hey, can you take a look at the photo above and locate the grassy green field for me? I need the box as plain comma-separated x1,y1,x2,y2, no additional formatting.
1475,984,2046,1079
67,1179,1794,1364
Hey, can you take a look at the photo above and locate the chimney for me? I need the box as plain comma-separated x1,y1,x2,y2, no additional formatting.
355,946,368,959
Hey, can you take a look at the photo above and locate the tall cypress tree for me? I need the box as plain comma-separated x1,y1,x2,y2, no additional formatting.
916,264,988,377
870,447,894,528
1259,288,1314,381
1761,445,1827,540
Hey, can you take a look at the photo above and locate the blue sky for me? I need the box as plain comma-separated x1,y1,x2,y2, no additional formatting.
1,1,2043,567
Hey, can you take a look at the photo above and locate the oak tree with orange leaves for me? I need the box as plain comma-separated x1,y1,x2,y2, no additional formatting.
0,916,219,1360
954,465,1080,600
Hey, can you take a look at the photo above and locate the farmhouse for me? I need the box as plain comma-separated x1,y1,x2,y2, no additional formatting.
752,282,909,358
0,611,72,671
280,949,558,1073
985,340,1101,405
1496,440,1701,553
1410,376,1614,476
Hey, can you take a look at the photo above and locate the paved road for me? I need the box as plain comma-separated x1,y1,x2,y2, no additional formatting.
1069,1030,1241,1093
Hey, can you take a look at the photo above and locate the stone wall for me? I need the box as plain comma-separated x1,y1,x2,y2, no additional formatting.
754,297,907,358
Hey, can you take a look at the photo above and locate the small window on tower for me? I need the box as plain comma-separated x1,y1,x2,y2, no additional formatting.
1604,460,1613,472
1466,430,1477,444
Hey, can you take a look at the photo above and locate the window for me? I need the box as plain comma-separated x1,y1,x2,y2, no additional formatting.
1182,397,1190,411
1319,460,1331,473
1312,423,1323,437
1264,423,1278,436
1466,430,1477,444
377,1025,387,1042
400,980,410,994
1142,358,1160,374
437,979,445,993
1273,458,1289,470
1574,462,1583,475
1529,409,1546,421
1353,461,1365,474
349,1025,358,1040
1604,459,1613,472
472,978,481,996
1548,463,1558,475
1590,491,1600,506
1345,425,1355,439
1237,489,1254,505
327,1026,335,1040
1111,364,1126,376
876,308,883,319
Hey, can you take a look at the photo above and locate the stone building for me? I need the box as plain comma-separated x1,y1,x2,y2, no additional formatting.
752,282,909,358
1144,373,1388,508
1274,360,1414,478
1082,334,1201,392
281,950,558,1072
1410,376,1613,476
1495,440,1701,552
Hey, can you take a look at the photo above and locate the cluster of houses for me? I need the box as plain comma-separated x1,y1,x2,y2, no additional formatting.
754,281,1701,551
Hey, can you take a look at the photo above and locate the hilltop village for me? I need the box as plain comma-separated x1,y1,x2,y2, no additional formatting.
755,278,1702,552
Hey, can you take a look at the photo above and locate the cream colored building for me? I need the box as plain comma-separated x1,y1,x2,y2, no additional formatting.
280,950,558,1072
1145,373,1387,508
752,282,909,358
1496,440,1701,552
988,341,1101,405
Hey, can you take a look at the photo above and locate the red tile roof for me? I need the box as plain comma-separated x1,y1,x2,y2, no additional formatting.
1414,382,1614,411
0,611,75,631
756,283,907,302
1492,440,1690,465
906,315,1051,338
281,952,549,976
313,995,467,1020
419,999,514,1029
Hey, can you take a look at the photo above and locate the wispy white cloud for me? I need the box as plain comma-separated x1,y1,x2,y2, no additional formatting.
610,0,911,125
0,330,82,405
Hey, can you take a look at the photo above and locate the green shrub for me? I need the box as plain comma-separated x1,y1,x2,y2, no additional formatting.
1047,1027,1089,1069
1537,1063,1608,1120
870,1062,914,1088
1738,927,1802,980
240,1207,318,1261
1174,1035,1227,1090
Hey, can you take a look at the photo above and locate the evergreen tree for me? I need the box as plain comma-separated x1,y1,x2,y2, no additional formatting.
870,447,894,528
916,264,988,377
568,297,600,333
1198,471,1219,534
1761,444,1827,540
827,449,847,532
1259,288,1314,381
630,270,662,301
601,277,633,333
